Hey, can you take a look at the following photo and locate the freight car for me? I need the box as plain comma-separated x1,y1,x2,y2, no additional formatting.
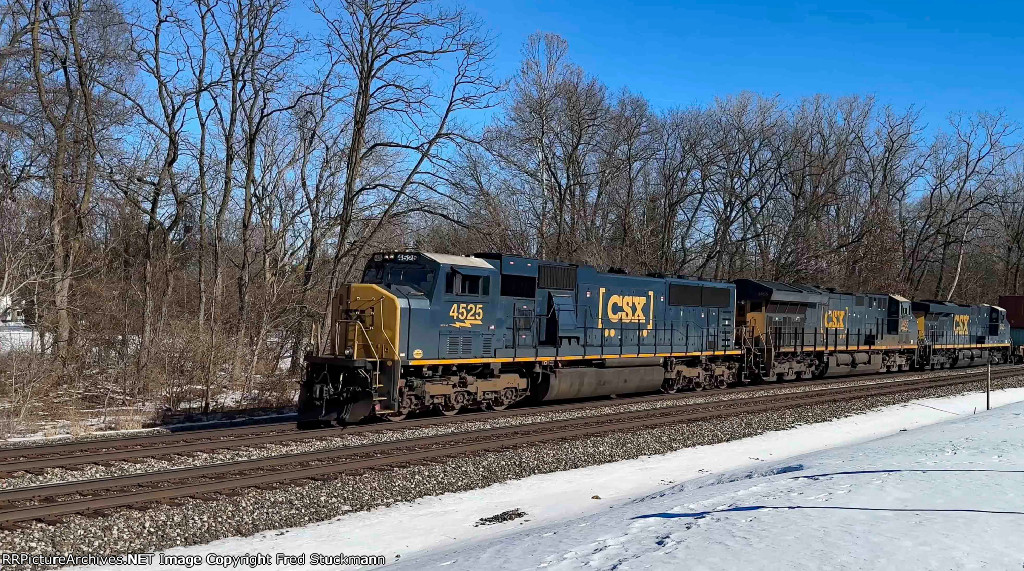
298,252,1013,426
998,295,1024,362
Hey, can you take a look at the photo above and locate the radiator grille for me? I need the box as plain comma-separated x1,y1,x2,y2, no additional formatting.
447,335,473,355
538,264,576,290
482,336,493,356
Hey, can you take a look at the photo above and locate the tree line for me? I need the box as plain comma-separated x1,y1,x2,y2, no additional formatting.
1,1,1022,428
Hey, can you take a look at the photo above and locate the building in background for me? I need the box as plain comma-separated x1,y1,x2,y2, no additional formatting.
0,295,41,353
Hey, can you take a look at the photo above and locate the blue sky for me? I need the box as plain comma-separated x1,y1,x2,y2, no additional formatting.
461,0,1023,130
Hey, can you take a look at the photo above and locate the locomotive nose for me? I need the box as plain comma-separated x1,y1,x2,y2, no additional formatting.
297,283,403,427
331,284,402,361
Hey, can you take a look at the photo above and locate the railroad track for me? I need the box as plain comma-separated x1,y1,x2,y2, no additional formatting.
0,366,1017,528
0,366,1011,475
0,365,1017,475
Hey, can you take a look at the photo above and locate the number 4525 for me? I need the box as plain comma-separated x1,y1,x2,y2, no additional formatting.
449,303,483,320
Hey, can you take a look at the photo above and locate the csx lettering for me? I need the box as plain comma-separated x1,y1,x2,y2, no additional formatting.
606,295,648,323
597,288,654,329
953,314,970,335
824,310,846,329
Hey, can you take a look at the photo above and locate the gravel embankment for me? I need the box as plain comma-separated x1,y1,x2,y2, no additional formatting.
0,367,999,490
2,373,1021,568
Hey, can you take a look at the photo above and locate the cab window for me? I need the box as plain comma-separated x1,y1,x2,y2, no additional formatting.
362,263,435,294
445,270,489,296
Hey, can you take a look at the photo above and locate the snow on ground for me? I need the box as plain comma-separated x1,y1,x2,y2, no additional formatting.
403,395,1024,570
75,387,1024,570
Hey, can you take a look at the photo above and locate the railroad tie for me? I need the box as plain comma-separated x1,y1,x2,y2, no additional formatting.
80,509,111,519
125,502,156,511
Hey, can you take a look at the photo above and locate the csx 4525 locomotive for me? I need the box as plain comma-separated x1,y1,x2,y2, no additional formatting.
298,252,1011,426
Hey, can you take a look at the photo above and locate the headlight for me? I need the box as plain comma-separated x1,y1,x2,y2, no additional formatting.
344,346,353,357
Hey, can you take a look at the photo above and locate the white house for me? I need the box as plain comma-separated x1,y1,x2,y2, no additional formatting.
0,295,40,353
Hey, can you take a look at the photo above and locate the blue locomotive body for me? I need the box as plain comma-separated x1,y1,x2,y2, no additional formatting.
300,252,739,424
734,280,921,378
911,301,1011,368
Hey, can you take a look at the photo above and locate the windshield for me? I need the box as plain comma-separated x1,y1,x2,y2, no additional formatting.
362,263,436,295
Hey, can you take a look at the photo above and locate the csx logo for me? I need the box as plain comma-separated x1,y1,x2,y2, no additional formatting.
824,309,846,329
606,295,648,323
598,288,654,328
954,314,970,335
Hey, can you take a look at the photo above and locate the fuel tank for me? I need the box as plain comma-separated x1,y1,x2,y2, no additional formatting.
534,364,665,401
821,352,884,376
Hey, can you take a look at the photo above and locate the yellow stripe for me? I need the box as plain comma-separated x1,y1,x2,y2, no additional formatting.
776,345,919,351
406,349,742,366
405,343,1009,366
933,343,1010,349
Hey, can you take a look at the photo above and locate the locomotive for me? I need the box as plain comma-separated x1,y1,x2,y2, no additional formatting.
298,252,1012,426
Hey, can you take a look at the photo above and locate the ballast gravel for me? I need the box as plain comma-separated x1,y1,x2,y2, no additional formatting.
475,508,527,526
0,367,999,490
2,373,1023,569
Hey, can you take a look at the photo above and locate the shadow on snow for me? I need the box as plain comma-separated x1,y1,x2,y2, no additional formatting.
633,505,1024,520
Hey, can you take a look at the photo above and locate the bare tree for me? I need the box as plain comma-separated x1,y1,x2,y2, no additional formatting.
312,0,501,347
995,161,1024,293
28,0,133,361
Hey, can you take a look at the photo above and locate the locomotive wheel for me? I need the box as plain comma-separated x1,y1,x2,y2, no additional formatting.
385,412,408,422
692,379,705,391
488,388,518,411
